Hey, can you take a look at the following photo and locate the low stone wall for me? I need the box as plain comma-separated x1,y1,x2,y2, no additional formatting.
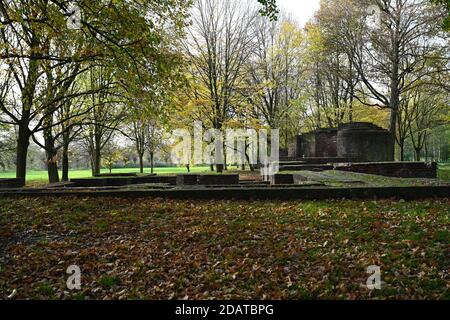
0,178,24,188
94,173,139,177
335,162,437,178
302,157,357,164
177,174,240,186
198,175,240,185
270,174,294,185
176,175,199,186
279,157,358,164
279,164,333,172
71,175,176,187
2,186,449,200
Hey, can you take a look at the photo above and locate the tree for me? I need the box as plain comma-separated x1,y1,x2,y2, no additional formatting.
126,108,165,174
316,0,448,159
0,0,190,184
303,20,361,129
257,0,279,21
0,124,15,171
81,66,124,176
431,0,450,31
246,17,304,129
407,86,447,160
145,120,165,174
102,138,122,174
184,0,257,172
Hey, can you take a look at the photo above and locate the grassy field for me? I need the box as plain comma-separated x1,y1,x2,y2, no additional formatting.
1,163,449,184
0,167,211,183
439,163,450,180
0,197,448,300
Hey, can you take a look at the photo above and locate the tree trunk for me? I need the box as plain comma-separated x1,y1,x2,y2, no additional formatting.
399,142,404,162
245,152,255,172
139,154,144,174
216,164,224,173
62,143,69,182
388,109,398,162
47,159,59,184
94,147,101,176
150,152,154,174
388,38,400,162
414,148,421,161
90,158,95,176
44,128,60,184
15,126,30,186
15,53,38,187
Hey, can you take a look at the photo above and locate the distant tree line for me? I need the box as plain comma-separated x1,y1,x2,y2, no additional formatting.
0,0,448,184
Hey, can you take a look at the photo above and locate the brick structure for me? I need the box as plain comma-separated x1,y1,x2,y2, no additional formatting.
289,122,394,163
315,128,338,157
337,123,394,162
289,128,338,158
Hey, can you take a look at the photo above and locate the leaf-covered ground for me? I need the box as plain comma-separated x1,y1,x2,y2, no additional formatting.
0,197,448,300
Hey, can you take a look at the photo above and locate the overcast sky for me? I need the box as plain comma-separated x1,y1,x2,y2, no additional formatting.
276,0,321,26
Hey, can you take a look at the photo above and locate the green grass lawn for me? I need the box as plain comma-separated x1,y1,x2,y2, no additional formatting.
438,163,450,180
0,166,211,183
0,163,449,185
0,197,448,299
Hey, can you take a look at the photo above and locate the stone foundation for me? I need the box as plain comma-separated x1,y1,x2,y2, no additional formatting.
0,178,24,188
70,176,177,187
177,174,240,186
176,175,199,185
94,173,140,177
335,162,437,178
279,164,333,172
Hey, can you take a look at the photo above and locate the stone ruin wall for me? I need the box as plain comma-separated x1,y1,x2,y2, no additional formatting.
289,122,394,162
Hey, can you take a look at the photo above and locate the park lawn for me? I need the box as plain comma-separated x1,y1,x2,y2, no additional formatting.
1,164,448,185
0,167,210,184
0,197,448,300
439,163,450,181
